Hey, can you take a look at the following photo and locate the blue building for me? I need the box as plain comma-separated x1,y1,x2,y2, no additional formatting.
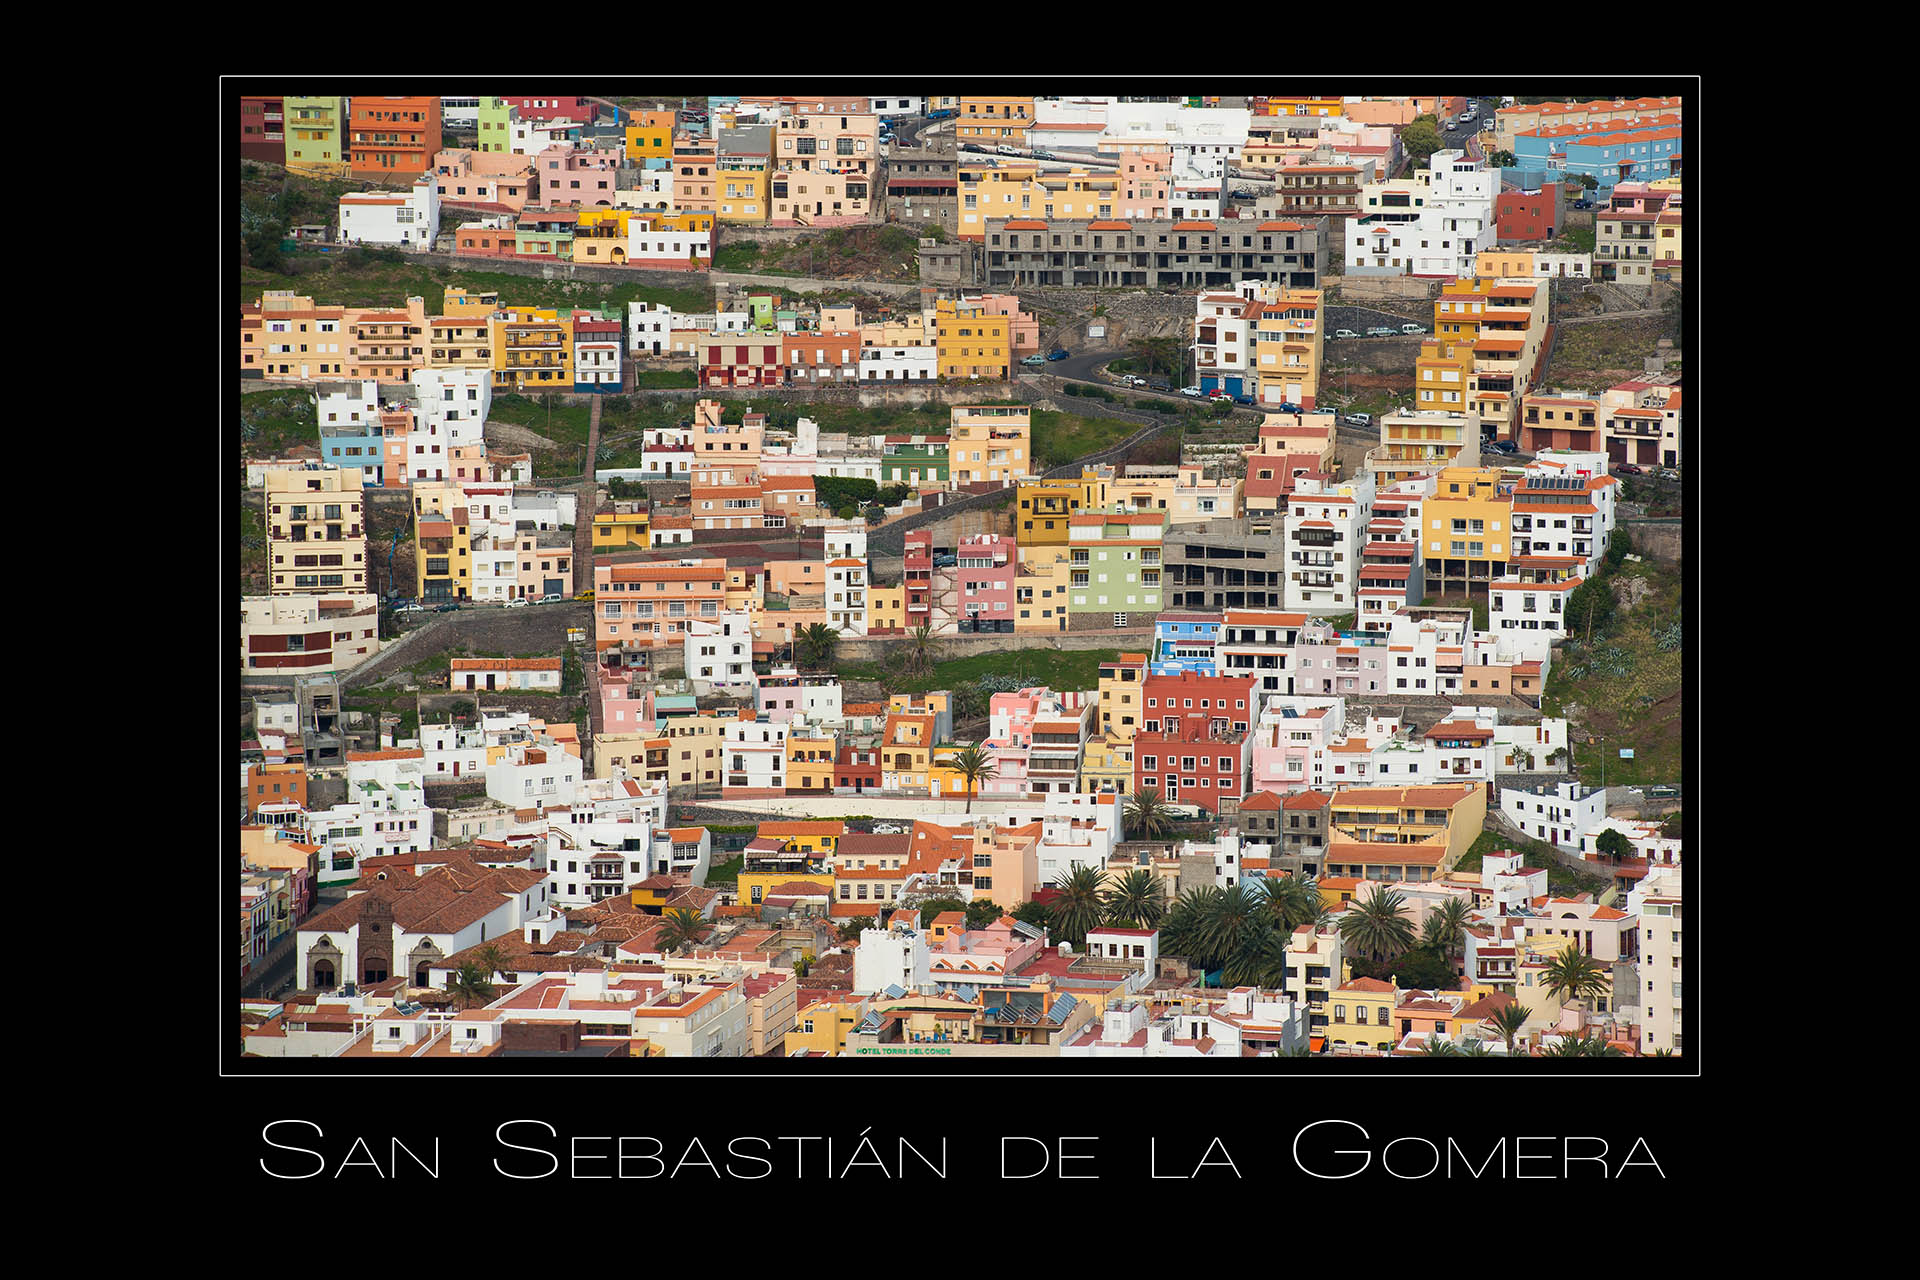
1150,611,1223,676
318,421,383,486
1513,119,1680,196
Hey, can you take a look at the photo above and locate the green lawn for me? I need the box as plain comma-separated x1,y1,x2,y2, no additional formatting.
1542,559,1684,787
633,369,699,389
1458,829,1610,898
705,855,744,883
1030,409,1143,471
240,254,714,316
239,388,318,456
487,393,592,446
840,647,1121,694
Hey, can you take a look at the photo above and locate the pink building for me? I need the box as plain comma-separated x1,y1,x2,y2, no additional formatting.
984,687,1096,799
600,674,645,736
927,918,1047,987
534,145,619,207
968,295,1041,356
433,149,533,215
956,533,1017,630
1250,699,1342,793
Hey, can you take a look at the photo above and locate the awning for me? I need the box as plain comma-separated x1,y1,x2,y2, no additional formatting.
1310,1036,1326,1053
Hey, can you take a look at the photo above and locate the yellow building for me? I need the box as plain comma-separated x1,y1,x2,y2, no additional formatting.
948,404,1030,483
716,157,770,224
1080,733,1134,796
442,286,500,317
491,307,573,392
738,870,836,914
1414,337,1474,413
1097,651,1147,740
934,298,1012,382
956,96,1034,147
593,503,650,551
1013,557,1072,633
787,732,837,795
785,993,870,1056
1329,976,1400,1052
1323,782,1489,882
659,711,737,790
757,821,843,858
956,162,1119,239
1368,410,1475,486
625,111,676,165
1263,96,1344,117
1248,286,1324,410
1016,471,1108,560
415,503,472,602
869,585,906,632
1654,209,1683,283
1422,466,1513,597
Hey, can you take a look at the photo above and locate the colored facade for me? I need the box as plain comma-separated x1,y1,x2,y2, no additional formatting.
348,96,442,180
285,96,347,175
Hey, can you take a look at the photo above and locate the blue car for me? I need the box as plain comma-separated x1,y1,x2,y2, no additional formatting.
1046,349,1069,361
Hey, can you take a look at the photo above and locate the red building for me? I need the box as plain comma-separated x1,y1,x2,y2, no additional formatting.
503,96,595,123
240,96,285,164
349,96,443,180
904,531,934,626
699,334,783,388
1494,182,1562,244
835,744,883,794
1133,671,1257,814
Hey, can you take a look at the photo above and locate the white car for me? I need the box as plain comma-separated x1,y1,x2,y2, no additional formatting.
1121,374,1148,387
504,597,529,609
1179,385,1203,397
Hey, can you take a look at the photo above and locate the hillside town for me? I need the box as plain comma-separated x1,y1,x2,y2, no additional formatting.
237,90,1685,1061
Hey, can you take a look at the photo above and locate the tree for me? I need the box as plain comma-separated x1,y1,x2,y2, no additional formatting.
472,943,511,981
837,916,876,942
1124,787,1178,842
1543,1031,1624,1057
796,622,840,671
1488,1000,1532,1054
1420,896,1473,969
1456,1039,1494,1057
1010,899,1052,933
1593,828,1636,861
1401,119,1444,169
794,952,813,978
948,681,986,725
912,897,970,927
1606,527,1633,568
444,961,494,1010
1126,336,1184,380
946,741,997,813
1338,886,1417,964
964,898,1006,930
1417,1037,1460,1056
1540,947,1611,1014
1049,865,1111,948
1262,874,1325,932
902,624,937,678
1659,811,1683,839
1576,173,1600,192
1102,867,1167,929
657,907,713,954
1490,149,1517,167
1390,946,1456,993
1566,575,1616,645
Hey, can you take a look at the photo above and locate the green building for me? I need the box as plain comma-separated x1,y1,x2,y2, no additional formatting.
880,436,950,487
1066,508,1166,619
284,96,347,174
477,97,514,153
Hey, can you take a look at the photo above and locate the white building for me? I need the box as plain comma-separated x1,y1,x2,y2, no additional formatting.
869,96,924,118
1486,577,1578,661
409,365,492,447
484,742,586,811
544,813,656,908
684,611,756,689
853,915,932,995
858,344,939,382
1346,150,1498,278
1500,780,1609,852
240,594,382,677
1283,473,1377,614
573,325,622,389
721,718,790,793
1626,865,1682,1054
440,96,481,128
338,175,441,249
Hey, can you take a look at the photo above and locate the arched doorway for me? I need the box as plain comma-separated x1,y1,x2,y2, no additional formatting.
313,960,336,987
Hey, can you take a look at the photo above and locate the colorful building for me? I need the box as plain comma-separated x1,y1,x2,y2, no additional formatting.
348,96,442,181
948,404,1030,485
284,96,347,176
934,297,1013,382
491,307,573,392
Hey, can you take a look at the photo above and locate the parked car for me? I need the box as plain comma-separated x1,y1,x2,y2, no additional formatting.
1615,463,1645,475
932,553,958,567
1179,385,1203,397
1486,439,1518,454
433,601,460,613
1120,374,1148,387
1274,402,1302,414
1232,188,1256,199
1344,412,1374,428
1332,328,1359,340
1234,395,1258,406
538,593,563,604
392,602,425,614
1206,390,1234,401
575,590,595,601
1365,326,1396,338
1021,353,1049,366
1654,468,1680,481
1046,348,1069,361
504,597,529,609
995,144,1020,155
1399,323,1427,335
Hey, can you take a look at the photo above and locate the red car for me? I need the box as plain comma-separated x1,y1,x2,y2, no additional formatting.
1206,389,1234,401
1616,463,1644,475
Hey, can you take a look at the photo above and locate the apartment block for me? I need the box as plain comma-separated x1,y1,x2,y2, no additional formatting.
266,469,367,596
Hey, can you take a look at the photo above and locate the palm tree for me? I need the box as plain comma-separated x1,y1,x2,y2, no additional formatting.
1049,865,1111,948
795,622,840,671
1159,886,1219,968
1651,1047,1676,1058
948,681,986,725
1540,947,1610,1014
947,741,997,814
1338,886,1417,964
1417,1037,1460,1056
1421,896,1472,969
1543,1032,1626,1058
1262,873,1324,931
1196,884,1274,982
1487,1000,1532,1054
472,943,511,982
445,961,494,1011
1124,787,1178,842
903,624,937,678
1102,867,1167,929
1456,1039,1494,1058
657,907,712,955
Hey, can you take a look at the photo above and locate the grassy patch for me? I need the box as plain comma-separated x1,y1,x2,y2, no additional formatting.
1030,410,1142,471
1541,559,1684,786
1459,829,1610,898
633,369,698,389
241,255,713,316
1545,315,1676,391
705,854,744,883
239,388,318,457
840,647,1121,694
487,393,592,446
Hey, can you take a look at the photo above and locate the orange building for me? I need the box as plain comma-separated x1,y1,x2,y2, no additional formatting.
594,557,730,666
245,762,308,815
349,97,442,181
